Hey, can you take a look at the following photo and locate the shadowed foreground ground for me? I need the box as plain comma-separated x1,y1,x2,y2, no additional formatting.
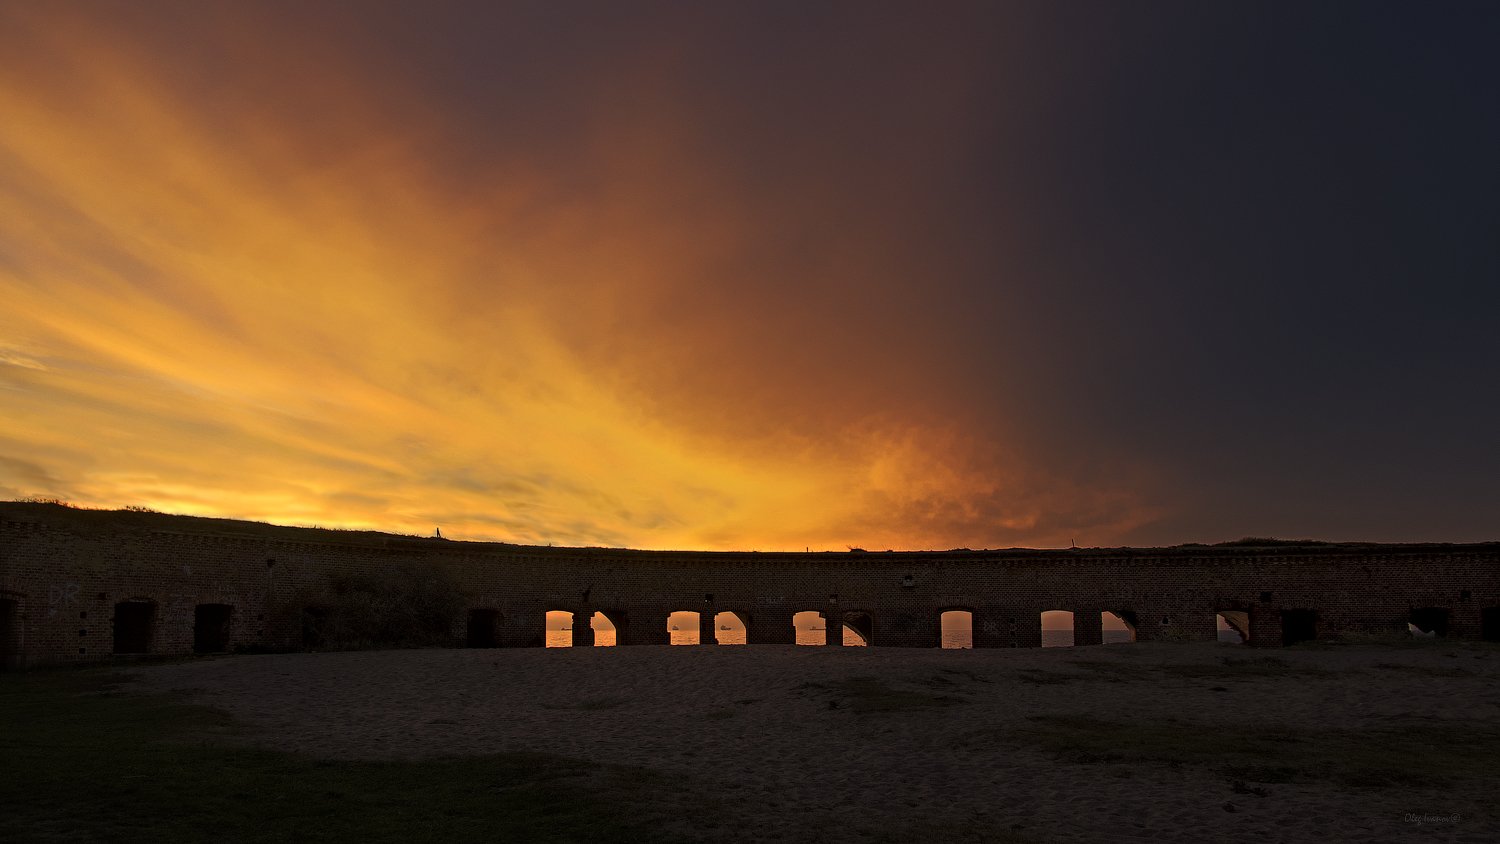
5,641,1498,842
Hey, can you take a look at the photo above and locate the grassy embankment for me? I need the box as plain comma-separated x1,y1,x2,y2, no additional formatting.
992,645,1500,793
0,667,671,843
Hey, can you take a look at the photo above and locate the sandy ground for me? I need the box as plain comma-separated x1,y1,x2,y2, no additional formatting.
132,642,1500,843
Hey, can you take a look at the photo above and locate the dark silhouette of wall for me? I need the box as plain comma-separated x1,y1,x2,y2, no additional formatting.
2,502,1497,666
0,595,20,670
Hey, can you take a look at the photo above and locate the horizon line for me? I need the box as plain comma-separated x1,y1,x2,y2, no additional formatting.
5,499,1498,556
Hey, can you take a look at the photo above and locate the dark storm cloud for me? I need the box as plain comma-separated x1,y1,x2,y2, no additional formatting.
956,2,1500,542
364,0,1500,542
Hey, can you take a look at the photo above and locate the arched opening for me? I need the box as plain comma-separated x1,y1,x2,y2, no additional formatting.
940,610,973,649
1281,609,1317,645
668,611,700,645
0,596,21,670
591,611,618,646
545,610,574,648
1040,610,1074,648
466,608,500,648
113,600,155,654
841,611,872,646
794,610,824,645
1409,607,1449,638
193,604,233,653
1217,611,1250,644
714,611,747,645
1102,611,1136,644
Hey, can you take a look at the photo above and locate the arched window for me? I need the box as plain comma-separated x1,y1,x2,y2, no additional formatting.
1102,611,1135,644
1216,611,1250,644
668,611,701,645
793,610,824,645
714,611,747,645
940,610,972,649
591,611,618,646
1040,610,1074,648
545,610,574,648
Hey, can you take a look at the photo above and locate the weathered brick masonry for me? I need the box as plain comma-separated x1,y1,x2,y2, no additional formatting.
2,502,1497,667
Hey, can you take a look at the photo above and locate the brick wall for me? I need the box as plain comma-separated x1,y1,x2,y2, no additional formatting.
2,503,1497,666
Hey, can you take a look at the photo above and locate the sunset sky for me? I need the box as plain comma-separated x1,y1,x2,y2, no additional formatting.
2,2,1496,551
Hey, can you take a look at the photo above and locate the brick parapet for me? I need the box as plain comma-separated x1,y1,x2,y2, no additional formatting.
3,503,1498,665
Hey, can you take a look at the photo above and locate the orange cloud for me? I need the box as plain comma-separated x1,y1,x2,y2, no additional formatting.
0,5,1158,550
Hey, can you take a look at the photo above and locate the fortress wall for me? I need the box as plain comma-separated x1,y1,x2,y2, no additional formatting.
2,503,1497,667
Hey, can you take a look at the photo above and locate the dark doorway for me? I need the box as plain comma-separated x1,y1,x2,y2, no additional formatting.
301,606,329,648
1409,607,1449,637
194,604,233,653
1482,607,1500,642
0,598,19,670
113,601,155,654
466,608,499,648
1281,609,1317,645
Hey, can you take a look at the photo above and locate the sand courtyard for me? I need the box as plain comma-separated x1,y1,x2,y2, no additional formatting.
127,640,1499,843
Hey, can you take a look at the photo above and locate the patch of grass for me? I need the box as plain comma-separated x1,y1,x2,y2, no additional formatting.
828,677,965,713
996,714,1500,791
1372,662,1476,678
1157,656,1332,679
1297,634,1500,652
539,695,628,711
573,697,630,711
1227,769,1289,788
937,667,991,683
1013,669,1079,685
1057,656,1327,682
866,818,1036,844
1065,660,1153,680
0,668,679,843
1214,537,1328,547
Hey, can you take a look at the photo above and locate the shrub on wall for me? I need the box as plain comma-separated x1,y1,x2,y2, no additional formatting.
286,564,468,650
